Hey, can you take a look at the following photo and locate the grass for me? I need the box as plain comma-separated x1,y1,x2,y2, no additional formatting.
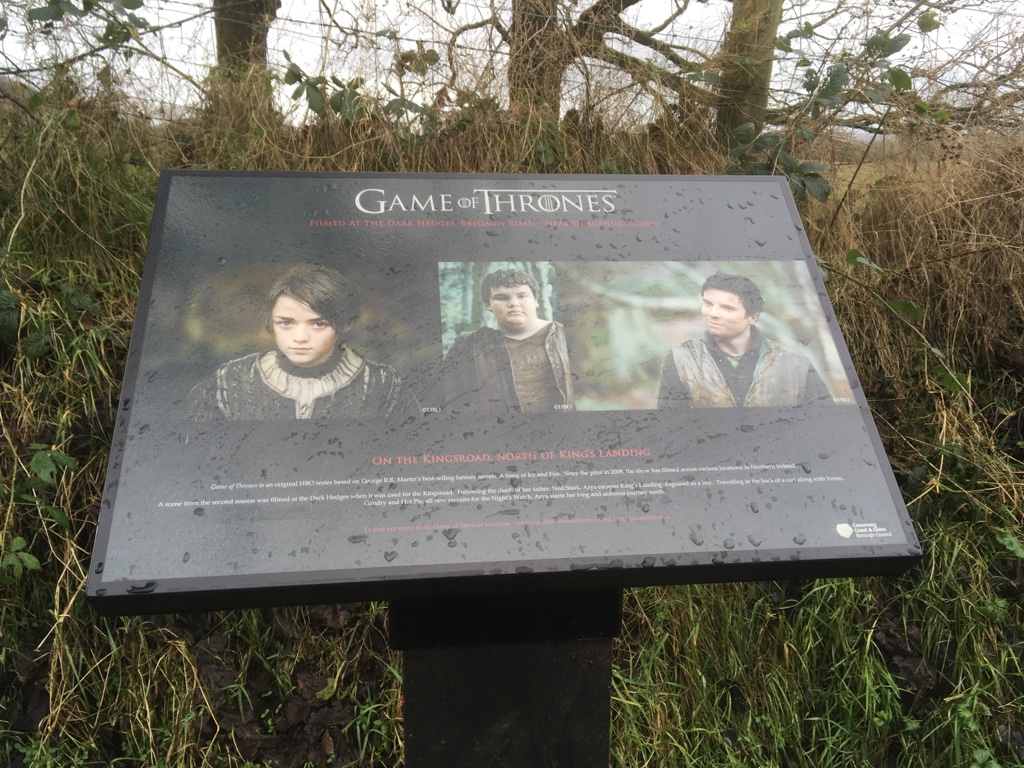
1,73,1022,766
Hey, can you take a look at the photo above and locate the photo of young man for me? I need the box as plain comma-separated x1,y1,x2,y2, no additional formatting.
187,263,419,420
658,272,832,408
443,267,574,414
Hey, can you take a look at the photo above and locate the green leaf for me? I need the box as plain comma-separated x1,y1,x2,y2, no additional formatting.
889,67,912,92
776,151,799,172
58,1,87,18
995,531,1024,559
330,88,365,122
931,364,969,395
16,551,41,571
885,33,912,57
732,122,756,145
99,20,130,45
284,62,303,86
383,97,408,116
888,299,924,322
44,505,71,529
866,31,911,60
28,3,64,22
22,331,49,359
864,86,892,104
4,557,23,580
796,160,828,174
50,450,77,470
10,536,28,553
537,141,557,166
291,83,304,100
914,100,929,116
933,109,950,124
796,124,815,142
305,84,325,115
977,598,1009,623
802,69,819,93
845,249,882,273
782,22,815,42
802,174,831,202
29,451,57,484
0,290,19,342
820,64,850,99
917,11,941,33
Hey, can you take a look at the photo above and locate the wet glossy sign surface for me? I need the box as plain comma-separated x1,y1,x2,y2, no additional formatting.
87,172,921,613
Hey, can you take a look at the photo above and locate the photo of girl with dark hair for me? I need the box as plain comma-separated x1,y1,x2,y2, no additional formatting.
187,264,419,421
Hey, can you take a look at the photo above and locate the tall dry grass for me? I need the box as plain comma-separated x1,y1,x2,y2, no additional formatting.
1,74,1022,766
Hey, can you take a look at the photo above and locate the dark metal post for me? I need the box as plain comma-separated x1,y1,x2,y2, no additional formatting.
389,589,623,767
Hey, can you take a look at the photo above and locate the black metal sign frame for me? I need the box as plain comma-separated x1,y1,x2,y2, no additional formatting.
87,172,920,614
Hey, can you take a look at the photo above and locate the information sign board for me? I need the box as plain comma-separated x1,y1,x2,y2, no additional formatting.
87,172,921,614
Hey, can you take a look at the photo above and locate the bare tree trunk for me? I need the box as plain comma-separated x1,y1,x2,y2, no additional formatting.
716,0,785,148
508,0,569,119
213,0,281,71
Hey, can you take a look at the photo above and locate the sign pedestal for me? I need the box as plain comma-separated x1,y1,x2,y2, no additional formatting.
390,589,622,767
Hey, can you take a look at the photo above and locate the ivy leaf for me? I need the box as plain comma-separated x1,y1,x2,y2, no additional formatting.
996,531,1024,559
917,11,941,33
